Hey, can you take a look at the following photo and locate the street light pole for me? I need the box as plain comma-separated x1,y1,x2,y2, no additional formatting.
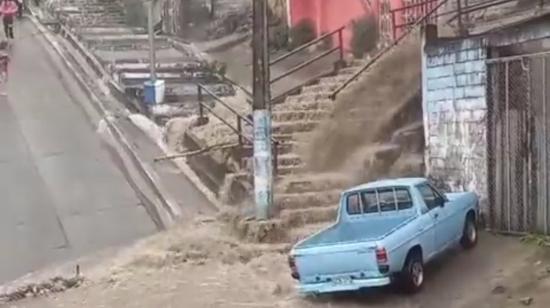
252,0,273,220
148,0,157,81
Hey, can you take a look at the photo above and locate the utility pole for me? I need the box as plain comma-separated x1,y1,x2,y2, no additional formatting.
148,0,157,81
252,0,273,220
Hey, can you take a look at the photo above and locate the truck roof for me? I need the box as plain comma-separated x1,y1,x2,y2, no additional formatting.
344,177,427,193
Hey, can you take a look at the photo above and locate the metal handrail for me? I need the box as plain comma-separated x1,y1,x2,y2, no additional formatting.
197,84,252,145
391,0,439,40
196,84,279,173
330,0,451,100
270,26,345,66
268,25,345,103
271,46,340,84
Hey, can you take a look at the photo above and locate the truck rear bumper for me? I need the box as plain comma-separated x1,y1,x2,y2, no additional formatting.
297,276,391,294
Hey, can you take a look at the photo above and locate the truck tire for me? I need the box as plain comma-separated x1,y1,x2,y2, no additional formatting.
460,214,478,249
400,251,424,293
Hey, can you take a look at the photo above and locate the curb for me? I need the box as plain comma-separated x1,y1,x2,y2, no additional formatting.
26,11,181,228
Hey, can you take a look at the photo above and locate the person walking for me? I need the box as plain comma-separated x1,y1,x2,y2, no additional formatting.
0,0,18,40
16,0,22,18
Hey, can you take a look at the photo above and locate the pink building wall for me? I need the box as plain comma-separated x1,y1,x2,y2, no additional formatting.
288,0,437,51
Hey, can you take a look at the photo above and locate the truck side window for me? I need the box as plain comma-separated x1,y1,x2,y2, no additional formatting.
395,188,413,210
417,184,439,210
346,193,362,215
361,190,379,213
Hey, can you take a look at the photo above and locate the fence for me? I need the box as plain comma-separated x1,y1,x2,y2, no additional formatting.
487,52,550,234
390,0,439,41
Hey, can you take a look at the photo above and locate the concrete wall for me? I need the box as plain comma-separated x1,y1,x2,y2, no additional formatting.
423,37,488,204
423,15,550,212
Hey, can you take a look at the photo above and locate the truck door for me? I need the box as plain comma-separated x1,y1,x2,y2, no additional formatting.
417,184,450,253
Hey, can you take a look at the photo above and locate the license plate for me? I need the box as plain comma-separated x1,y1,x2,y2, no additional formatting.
333,277,352,285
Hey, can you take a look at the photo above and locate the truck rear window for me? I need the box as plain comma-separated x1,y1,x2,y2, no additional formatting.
346,187,413,215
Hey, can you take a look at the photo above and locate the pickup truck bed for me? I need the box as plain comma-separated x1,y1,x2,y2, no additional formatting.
296,215,414,249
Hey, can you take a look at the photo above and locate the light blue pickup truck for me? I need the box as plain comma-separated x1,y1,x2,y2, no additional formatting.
288,178,479,294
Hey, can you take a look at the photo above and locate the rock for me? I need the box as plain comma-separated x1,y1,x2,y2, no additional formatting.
520,297,533,306
492,285,507,294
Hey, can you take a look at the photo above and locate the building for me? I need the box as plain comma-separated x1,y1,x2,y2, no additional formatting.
422,11,550,234
286,0,438,50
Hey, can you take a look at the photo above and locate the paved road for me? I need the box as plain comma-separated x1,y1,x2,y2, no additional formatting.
0,20,157,283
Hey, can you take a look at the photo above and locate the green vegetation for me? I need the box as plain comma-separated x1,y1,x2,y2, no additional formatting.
123,0,147,28
289,19,316,49
522,233,550,247
350,15,379,59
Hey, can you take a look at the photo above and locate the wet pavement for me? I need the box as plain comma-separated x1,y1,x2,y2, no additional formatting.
0,19,157,283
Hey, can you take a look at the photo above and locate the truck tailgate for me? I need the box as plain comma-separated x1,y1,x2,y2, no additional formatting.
295,244,382,284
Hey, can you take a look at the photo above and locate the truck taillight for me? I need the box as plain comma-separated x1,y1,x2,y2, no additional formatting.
376,247,388,264
288,255,300,280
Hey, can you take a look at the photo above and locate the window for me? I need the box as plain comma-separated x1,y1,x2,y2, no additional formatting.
417,184,442,210
346,193,362,215
395,188,413,210
361,190,379,213
377,189,397,212
346,187,414,215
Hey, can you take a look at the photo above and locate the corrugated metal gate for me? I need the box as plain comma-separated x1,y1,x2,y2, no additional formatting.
487,52,550,234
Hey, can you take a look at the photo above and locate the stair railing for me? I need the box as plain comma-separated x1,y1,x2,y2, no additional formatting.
196,84,279,174
330,0,452,100
270,26,346,104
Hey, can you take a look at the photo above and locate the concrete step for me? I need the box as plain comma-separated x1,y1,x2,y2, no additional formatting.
275,190,341,210
276,173,350,194
83,34,160,42
280,207,338,228
77,27,147,36
277,154,303,167
284,92,330,105
301,82,341,94
337,66,359,75
272,121,319,134
319,75,351,86
119,72,206,86
287,222,332,244
275,141,295,155
272,110,329,122
272,132,311,142
277,164,305,176
273,99,333,112
112,62,204,74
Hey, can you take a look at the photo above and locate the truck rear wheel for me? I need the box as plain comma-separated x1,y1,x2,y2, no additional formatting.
400,251,424,293
460,214,478,249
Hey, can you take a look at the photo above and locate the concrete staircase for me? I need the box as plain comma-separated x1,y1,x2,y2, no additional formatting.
231,39,426,244
51,0,234,120
47,0,426,246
